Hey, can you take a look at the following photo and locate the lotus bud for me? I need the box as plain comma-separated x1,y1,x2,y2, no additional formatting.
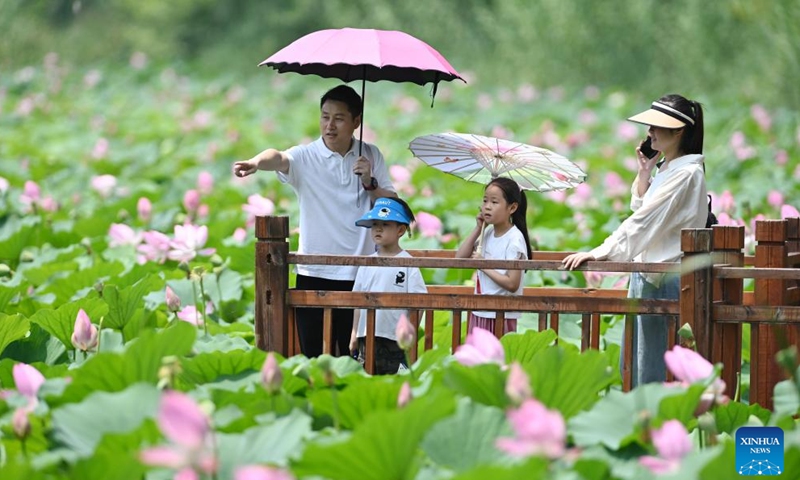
178,261,191,273
165,286,181,312
505,362,532,405
71,308,99,352
395,314,415,351
80,237,93,251
137,197,152,222
183,189,201,213
261,352,283,394
94,281,104,294
210,254,224,267
397,381,412,408
12,408,30,439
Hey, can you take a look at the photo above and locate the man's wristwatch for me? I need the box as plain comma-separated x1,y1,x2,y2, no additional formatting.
362,177,378,191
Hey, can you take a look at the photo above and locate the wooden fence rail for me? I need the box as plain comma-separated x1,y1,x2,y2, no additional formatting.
254,216,800,410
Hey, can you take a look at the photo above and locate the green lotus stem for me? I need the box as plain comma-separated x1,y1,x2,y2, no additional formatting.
215,271,224,310
330,386,340,431
404,351,416,381
191,279,207,335
199,276,209,335
96,316,104,354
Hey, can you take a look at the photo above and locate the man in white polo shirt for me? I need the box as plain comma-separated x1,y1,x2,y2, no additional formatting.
233,85,397,357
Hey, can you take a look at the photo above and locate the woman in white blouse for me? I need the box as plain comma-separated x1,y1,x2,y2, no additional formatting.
562,94,707,387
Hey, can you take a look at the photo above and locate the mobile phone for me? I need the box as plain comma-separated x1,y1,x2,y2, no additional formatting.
640,137,659,159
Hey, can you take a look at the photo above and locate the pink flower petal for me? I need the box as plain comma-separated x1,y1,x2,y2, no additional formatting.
157,391,210,449
13,363,45,399
139,446,188,469
453,327,505,366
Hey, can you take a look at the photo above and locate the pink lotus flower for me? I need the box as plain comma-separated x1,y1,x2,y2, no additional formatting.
138,230,172,264
261,352,283,394
176,304,213,326
603,171,627,197
232,228,248,244
91,138,109,159
616,122,639,141
395,314,415,351
750,104,772,132
397,381,412,408
639,420,692,474
664,345,728,415
389,165,411,184
183,190,201,214
235,465,295,480
495,398,566,459
71,309,99,352
416,212,442,238
91,174,117,198
781,204,800,219
0,363,45,411
39,196,58,212
665,345,714,383
776,149,788,166
138,197,152,222
168,224,216,262
140,391,217,478
243,194,275,228
165,286,181,312
454,327,505,366
505,362,531,405
108,223,142,247
20,180,40,208
197,171,214,195
767,191,784,209
12,407,31,439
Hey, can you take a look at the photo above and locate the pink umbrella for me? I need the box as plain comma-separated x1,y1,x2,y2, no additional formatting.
259,27,465,155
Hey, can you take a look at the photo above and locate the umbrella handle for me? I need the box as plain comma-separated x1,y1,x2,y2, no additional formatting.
475,221,487,256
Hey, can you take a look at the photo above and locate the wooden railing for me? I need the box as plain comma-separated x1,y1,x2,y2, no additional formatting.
254,216,800,410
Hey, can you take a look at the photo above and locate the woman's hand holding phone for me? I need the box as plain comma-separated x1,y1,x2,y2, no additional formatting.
636,137,660,174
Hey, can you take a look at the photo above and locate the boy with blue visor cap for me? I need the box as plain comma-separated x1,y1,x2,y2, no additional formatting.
350,197,428,374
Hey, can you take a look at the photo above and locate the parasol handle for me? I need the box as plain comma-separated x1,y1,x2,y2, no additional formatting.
475,221,487,256
356,71,366,162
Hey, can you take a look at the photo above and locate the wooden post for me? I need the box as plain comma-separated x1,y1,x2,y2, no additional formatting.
680,229,713,359
752,219,799,409
255,216,290,354
711,225,744,399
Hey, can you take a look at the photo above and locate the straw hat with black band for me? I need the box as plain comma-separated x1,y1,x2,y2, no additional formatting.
627,101,695,129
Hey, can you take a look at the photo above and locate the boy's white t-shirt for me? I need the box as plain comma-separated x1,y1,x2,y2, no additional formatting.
353,251,427,340
473,224,528,319
277,137,395,281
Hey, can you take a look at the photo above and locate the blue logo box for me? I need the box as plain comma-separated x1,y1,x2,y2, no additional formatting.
735,426,784,476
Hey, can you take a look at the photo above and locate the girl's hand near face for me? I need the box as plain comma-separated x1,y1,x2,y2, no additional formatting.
636,141,660,175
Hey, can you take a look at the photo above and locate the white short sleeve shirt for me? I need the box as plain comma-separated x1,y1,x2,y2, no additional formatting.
353,251,428,340
473,224,528,319
277,137,395,280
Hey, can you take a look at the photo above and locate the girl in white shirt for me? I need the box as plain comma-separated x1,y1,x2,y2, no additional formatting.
562,94,707,387
456,177,533,335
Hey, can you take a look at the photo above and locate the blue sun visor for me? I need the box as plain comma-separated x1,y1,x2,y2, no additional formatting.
356,197,412,227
